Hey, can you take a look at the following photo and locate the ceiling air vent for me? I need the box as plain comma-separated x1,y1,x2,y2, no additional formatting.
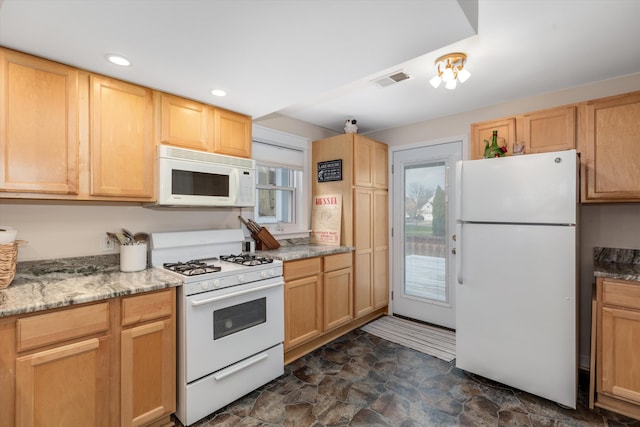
372,71,412,88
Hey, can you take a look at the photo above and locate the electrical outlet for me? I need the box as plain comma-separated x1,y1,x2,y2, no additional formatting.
102,235,116,252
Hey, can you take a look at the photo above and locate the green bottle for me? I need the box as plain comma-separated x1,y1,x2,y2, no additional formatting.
483,130,499,158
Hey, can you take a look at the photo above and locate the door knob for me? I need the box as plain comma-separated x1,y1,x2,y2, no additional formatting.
451,248,456,255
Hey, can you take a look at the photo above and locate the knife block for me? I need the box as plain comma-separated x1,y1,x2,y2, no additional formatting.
251,228,280,250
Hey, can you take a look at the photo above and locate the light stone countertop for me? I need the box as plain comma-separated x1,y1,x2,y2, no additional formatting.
256,244,354,262
0,254,182,318
593,247,640,282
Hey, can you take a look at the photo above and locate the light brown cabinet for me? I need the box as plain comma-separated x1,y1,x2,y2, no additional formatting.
591,277,640,419
158,93,252,158
0,48,79,195
323,252,353,331
283,257,323,350
0,289,176,427
90,75,154,199
312,133,389,325
470,105,576,160
583,91,640,202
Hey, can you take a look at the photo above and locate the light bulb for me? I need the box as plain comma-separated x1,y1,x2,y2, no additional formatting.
105,54,131,67
445,79,457,90
429,75,442,88
458,68,471,83
442,67,454,82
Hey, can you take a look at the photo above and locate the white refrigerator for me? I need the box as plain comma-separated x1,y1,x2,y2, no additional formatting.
455,149,578,408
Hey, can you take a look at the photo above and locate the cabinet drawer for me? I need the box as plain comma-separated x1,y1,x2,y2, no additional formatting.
284,258,322,281
324,252,352,272
121,289,174,326
602,279,640,310
17,302,110,352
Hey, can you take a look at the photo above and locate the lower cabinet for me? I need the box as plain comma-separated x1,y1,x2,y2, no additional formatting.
0,288,176,427
591,277,640,419
284,251,385,363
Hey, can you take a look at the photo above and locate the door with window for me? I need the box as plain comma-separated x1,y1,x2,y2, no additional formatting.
391,140,461,329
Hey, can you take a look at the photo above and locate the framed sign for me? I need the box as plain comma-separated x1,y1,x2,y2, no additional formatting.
317,159,342,183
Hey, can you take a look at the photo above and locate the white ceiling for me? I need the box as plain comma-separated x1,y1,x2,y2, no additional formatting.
1,0,640,135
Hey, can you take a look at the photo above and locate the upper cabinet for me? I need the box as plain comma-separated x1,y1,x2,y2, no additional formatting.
159,93,212,151
470,105,576,160
353,135,388,189
470,118,516,160
0,49,79,194
583,91,640,202
90,75,154,199
158,93,252,158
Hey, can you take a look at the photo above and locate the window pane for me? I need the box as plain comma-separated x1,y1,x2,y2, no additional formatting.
257,188,276,218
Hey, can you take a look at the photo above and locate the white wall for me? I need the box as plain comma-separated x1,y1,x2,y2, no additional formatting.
368,73,640,369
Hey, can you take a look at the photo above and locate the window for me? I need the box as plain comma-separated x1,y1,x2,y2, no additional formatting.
251,126,310,235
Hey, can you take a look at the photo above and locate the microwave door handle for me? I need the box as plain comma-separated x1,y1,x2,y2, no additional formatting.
191,280,284,307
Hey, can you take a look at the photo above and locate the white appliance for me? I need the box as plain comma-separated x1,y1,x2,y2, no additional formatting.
150,145,256,207
150,229,284,426
455,149,578,408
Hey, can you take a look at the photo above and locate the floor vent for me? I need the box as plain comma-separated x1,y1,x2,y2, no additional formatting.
372,71,412,87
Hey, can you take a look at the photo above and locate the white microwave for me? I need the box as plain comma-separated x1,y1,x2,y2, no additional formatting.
152,145,255,207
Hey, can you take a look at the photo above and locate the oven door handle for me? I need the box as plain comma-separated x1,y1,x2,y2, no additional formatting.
213,352,269,381
190,280,284,307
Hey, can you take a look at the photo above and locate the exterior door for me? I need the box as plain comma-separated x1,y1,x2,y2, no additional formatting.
391,140,461,329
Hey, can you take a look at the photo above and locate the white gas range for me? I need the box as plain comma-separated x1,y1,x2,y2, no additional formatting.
150,229,284,426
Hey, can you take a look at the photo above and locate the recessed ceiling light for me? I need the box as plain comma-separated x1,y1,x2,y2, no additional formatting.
105,54,131,67
211,89,227,97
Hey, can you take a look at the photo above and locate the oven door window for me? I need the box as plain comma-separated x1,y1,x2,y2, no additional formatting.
172,169,229,197
213,297,266,340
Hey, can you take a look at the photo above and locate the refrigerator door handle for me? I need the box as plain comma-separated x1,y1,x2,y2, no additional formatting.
456,222,463,284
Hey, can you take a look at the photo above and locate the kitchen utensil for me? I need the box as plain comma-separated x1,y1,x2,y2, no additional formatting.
122,228,134,244
133,232,149,244
114,232,128,245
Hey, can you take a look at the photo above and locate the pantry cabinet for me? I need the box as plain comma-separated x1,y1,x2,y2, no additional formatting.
90,75,154,199
583,91,640,202
0,289,176,427
592,277,640,419
0,48,79,195
158,93,252,158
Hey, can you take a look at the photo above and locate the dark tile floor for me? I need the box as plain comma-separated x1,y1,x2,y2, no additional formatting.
176,328,640,426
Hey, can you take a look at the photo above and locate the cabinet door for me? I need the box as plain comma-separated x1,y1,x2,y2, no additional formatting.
353,188,373,317
324,267,353,331
584,92,640,202
600,306,640,404
373,190,389,309
0,49,79,194
353,135,374,187
90,75,154,198
159,93,212,151
284,274,322,349
15,337,110,427
521,106,576,154
373,141,388,189
120,319,175,427
213,108,252,158
470,118,516,160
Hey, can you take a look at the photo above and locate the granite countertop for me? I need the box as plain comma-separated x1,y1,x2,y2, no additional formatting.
593,247,640,282
255,239,354,262
0,254,182,318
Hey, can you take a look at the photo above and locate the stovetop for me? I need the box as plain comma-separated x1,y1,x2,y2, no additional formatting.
162,254,274,278
220,254,274,266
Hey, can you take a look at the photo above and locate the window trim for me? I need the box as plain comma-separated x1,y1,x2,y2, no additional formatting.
250,125,311,237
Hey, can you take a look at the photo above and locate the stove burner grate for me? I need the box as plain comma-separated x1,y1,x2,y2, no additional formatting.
163,260,222,276
220,254,274,266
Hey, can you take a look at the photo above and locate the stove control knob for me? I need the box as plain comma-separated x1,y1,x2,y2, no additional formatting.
201,281,211,291
238,275,246,283
212,279,221,288
261,271,268,278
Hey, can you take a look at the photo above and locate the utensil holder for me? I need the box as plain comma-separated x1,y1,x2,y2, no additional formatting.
120,243,148,272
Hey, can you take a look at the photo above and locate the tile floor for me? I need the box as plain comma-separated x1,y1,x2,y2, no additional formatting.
176,327,640,426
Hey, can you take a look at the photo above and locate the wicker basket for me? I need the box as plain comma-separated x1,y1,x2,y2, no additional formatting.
0,241,18,289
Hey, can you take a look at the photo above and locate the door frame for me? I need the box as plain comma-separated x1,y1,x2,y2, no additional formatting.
388,135,469,327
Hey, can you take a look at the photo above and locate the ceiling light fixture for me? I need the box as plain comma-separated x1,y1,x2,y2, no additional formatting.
429,52,471,89
210,89,227,97
105,54,131,67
